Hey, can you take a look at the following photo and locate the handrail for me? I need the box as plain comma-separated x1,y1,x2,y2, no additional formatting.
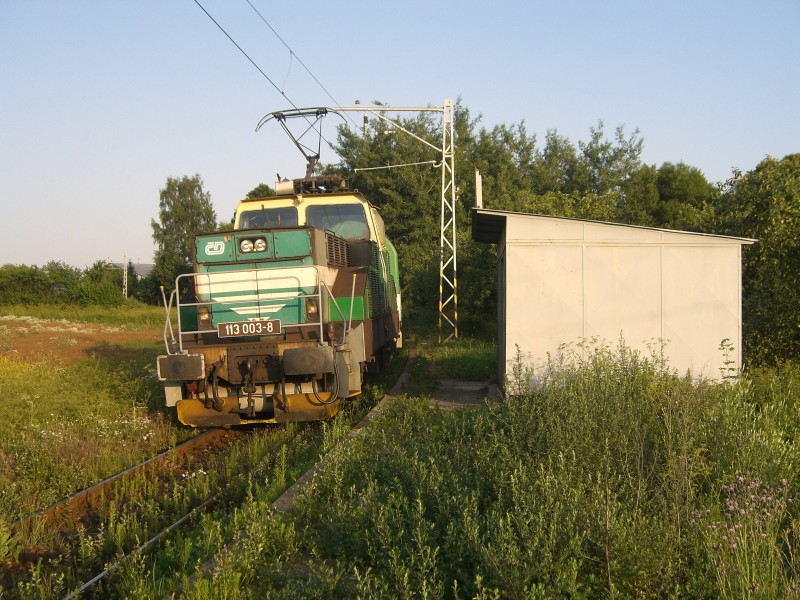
348,272,357,334
160,286,177,354
320,279,346,322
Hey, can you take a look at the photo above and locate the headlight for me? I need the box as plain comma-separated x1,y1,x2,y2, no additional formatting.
198,306,211,327
238,238,267,253
306,298,319,321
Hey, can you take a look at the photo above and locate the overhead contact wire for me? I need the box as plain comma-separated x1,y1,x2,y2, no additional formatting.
192,0,294,106
192,0,339,157
244,0,361,130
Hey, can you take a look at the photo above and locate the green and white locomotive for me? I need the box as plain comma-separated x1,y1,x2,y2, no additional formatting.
157,174,402,427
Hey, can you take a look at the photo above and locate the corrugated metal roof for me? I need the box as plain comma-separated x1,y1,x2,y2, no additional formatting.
471,208,757,245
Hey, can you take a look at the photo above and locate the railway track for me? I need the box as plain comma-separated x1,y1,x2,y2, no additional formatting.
4,427,253,596
11,428,234,535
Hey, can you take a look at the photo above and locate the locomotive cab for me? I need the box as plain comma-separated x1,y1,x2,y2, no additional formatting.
157,175,402,427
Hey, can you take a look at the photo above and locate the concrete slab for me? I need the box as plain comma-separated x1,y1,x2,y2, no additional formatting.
430,379,498,410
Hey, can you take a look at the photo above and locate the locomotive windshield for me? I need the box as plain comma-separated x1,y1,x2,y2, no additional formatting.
239,206,298,229
306,203,370,240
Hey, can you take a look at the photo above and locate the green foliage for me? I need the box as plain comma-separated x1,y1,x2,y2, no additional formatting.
331,106,721,337
330,105,800,366
0,352,174,518
0,260,126,306
146,174,217,303
655,162,718,230
79,260,125,306
717,154,800,365
696,475,792,598
332,108,445,326
619,163,660,225
419,337,497,381
2,341,408,597
245,182,276,198
620,162,719,231
0,264,59,304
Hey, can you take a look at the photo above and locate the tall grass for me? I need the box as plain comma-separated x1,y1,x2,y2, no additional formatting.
0,352,181,521
6,347,410,598
11,333,799,598
424,337,497,381
263,340,800,598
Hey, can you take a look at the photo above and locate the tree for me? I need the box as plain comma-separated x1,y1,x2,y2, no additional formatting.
653,162,717,231
619,162,718,231
332,107,445,326
619,164,660,226
246,183,276,198
80,260,124,306
575,121,644,197
717,154,800,365
145,174,217,302
328,102,737,338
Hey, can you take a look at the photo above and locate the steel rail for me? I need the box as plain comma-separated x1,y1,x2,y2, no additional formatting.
63,493,221,600
12,428,228,534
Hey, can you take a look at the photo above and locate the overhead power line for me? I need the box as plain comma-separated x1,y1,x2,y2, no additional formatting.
192,0,295,108
191,0,339,158
244,0,360,130
354,160,439,172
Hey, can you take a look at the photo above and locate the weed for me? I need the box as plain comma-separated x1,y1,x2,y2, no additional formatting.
0,517,20,563
696,474,795,598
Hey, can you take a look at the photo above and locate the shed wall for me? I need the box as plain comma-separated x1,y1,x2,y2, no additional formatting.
501,218,744,385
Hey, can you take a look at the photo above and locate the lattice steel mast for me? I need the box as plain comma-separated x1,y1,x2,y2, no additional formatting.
438,99,457,342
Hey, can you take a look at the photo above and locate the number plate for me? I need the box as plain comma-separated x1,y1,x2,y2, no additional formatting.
217,320,281,338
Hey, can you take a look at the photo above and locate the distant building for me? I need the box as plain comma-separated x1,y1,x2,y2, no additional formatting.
472,208,755,388
110,262,154,279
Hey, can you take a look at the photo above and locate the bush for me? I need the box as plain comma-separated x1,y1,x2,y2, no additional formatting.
0,261,126,307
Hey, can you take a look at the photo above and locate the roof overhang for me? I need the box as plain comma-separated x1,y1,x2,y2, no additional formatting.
471,207,756,245
471,208,508,243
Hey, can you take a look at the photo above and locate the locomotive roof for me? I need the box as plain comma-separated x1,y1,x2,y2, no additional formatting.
238,174,369,205
233,175,388,247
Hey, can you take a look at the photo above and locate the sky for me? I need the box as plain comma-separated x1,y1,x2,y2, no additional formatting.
1,0,798,269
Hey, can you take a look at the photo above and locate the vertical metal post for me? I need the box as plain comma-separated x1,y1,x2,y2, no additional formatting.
438,99,458,342
122,254,128,299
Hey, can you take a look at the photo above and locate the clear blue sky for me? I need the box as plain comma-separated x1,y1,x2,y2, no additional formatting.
1,1,797,268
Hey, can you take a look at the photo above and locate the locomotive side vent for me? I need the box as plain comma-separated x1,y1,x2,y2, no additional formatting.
326,234,351,268
368,244,382,317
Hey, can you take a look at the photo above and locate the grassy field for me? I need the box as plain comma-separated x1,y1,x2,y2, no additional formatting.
0,304,193,595
0,300,167,329
0,306,181,519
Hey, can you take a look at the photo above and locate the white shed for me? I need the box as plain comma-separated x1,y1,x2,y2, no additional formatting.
471,209,755,387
